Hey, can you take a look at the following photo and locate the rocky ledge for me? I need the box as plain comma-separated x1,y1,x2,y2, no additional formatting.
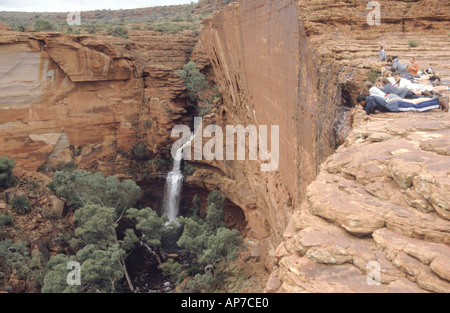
267,106,450,293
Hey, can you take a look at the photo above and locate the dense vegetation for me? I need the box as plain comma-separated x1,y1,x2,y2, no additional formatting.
42,203,168,292
173,191,243,291
12,196,31,215
0,240,44,291
0,164,243,293
49,169,141,213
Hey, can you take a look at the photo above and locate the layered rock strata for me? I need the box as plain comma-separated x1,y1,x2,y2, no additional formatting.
0,30,197,172
268,110,450,293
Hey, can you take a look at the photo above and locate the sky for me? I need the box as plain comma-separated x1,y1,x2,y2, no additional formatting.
0,0,198,12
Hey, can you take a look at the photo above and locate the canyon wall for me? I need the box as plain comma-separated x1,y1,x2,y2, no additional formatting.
1,0,449,293
197,0,358,267
198,0,450,290
0,30,197,174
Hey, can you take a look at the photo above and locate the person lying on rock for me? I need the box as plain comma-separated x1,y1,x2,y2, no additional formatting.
415,73,449,93
389,72,443,96
356,94,449,115
362,80,433,102
379,78,422,99
391,56,417,82
362,81,388,98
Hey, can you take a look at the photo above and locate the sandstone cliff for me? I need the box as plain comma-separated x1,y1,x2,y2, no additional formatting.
195,0,354,269
0,30,197,173
197,0,450,291
267,109,450,293
0,0,449,293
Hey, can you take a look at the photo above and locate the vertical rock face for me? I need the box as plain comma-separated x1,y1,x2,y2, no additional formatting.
199,0,351,266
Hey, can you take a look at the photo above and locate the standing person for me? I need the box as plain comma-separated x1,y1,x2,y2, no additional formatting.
379,46,387,61
407,57,420,76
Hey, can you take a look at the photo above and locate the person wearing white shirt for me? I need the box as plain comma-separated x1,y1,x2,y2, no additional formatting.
389,72,433,93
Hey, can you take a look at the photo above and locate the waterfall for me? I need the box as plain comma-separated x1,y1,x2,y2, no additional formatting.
163,135,194,225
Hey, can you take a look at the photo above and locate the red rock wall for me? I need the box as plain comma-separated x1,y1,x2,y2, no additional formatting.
198,0,450,271
199,0,347,257
0,31,197,172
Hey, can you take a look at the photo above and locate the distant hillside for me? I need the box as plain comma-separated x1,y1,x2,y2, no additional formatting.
0,0,238,35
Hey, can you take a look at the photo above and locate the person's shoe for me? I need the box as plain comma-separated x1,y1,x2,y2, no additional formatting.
438,96,449,112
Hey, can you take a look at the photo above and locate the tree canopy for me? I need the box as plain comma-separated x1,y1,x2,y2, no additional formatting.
42,202,167,293
50,170,141,214
173,191,243,291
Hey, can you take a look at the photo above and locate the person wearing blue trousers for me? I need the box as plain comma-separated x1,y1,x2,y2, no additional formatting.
356,95,448,115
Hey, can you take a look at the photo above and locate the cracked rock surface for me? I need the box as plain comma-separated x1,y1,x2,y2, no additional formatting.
268,109,450,293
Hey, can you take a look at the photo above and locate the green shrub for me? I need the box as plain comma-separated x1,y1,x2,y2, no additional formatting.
160,259,187,284
86,24,99,34
12,196,31,215
183,162,196,175
51,170,140,212
0,214,13,226
132,143,149,160
110,26,129,39
177,61,210,103
148,157,170,171
146,22,199,34
34,19,53,31
367,68,381,84
30,180,40,190
0,156,16,189
10,22,28,32
408,39,420,48
198,105,214,117
51,161,78,173
41,208,59,220
175,191,243,292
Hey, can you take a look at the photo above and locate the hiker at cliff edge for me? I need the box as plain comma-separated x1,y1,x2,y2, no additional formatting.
379,78,421,99
356,94,448,115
